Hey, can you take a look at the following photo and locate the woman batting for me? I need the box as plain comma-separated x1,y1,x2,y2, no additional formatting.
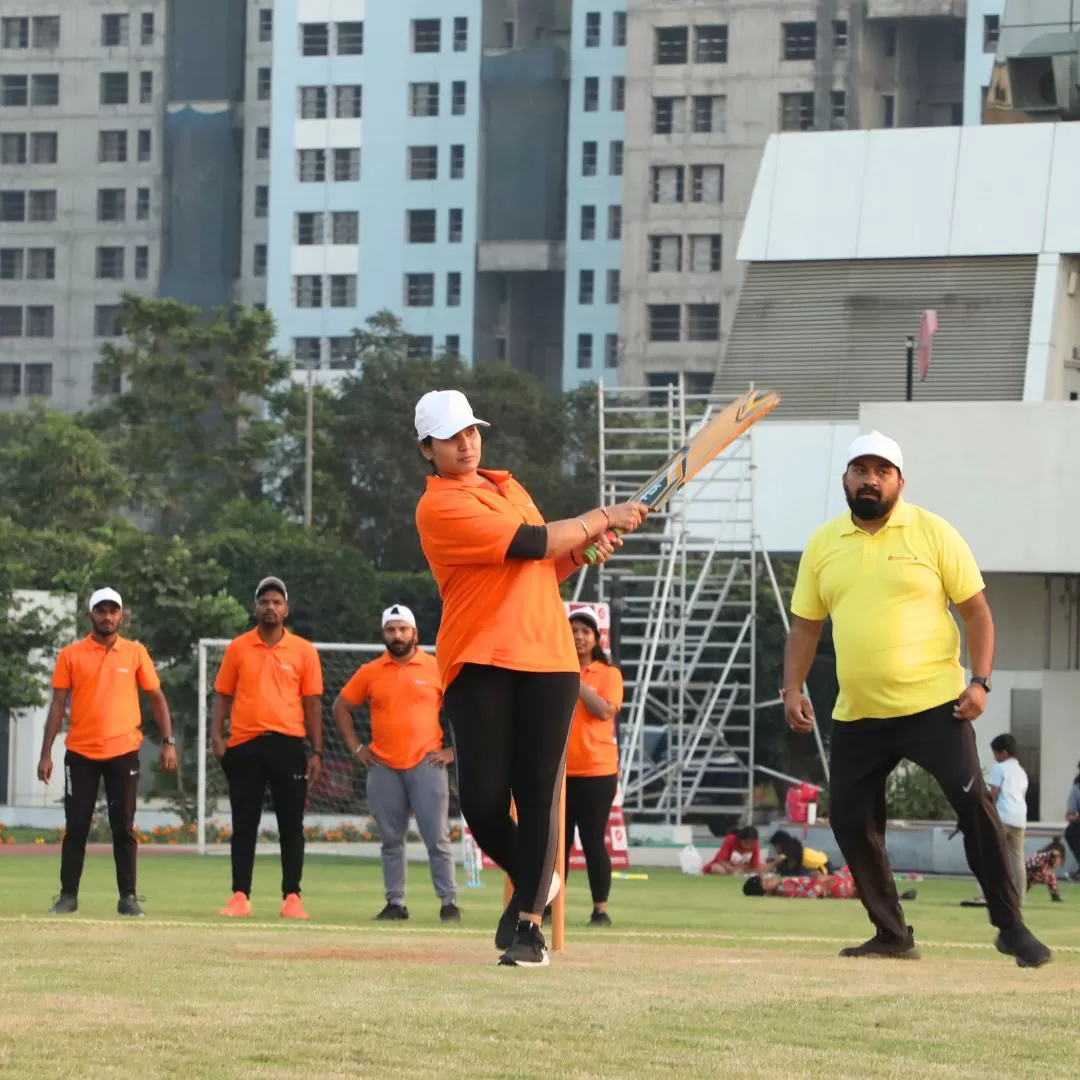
414,389,646,967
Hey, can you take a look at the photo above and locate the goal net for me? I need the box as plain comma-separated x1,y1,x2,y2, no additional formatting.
195,639,435,853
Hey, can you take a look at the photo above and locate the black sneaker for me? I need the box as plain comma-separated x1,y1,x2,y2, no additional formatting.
49,893,78,915
439,902,461,923
375,902,409,921
899,889,918,902
498,920,549,967
1051,893,1063,904
839,926,919,960
995,924,1051,968
117,895,145,917
495,890,519,949
588,908,612,927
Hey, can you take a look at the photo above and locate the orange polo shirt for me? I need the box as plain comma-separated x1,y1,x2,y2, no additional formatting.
51,635,160,760
214,627,323,747
415,470,578,688
339,649,444,770
566,662,624,777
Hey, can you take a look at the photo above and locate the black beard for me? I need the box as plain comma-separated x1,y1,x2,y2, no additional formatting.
386,639,413,656
845,489,896,521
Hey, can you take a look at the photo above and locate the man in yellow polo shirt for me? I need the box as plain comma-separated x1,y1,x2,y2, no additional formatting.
783,432,1050,968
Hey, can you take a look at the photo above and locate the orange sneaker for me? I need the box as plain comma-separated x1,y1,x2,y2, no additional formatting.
280,893,309,920
219,891,252,917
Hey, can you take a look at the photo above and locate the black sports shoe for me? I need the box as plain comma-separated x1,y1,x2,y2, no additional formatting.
588,908,612,927
498,920,549,967
899,889,918,902
495,890,519,949
117,895,145,917
839,925,919,959
995,924,1051,968
439,902,461,923
49,893,78,915
375,902,409,921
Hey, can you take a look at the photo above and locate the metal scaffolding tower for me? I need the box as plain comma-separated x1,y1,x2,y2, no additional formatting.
586,376,827,828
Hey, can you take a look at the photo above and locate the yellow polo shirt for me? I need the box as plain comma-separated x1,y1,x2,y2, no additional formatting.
791,500,984,721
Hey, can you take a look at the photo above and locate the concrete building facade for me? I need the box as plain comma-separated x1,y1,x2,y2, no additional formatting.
617,0,968,391
0,0,260,413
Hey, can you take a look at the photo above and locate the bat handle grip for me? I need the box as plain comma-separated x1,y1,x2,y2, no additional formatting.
582,529,621,565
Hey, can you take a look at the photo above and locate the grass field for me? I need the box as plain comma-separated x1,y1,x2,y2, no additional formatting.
0,853,1077,1079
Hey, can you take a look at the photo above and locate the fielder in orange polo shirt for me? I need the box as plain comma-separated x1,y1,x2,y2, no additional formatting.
333,604,459,923
563,607,624,928
212,577,324,920
38,587,176,917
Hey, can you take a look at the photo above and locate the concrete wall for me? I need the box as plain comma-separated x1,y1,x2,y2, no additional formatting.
6,591,75,807
562,0,626,390
0,0,167,413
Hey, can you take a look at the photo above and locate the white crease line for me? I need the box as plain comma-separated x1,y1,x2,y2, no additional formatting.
2,916,1077,954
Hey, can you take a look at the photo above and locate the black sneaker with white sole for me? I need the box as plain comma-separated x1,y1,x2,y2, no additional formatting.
375,902,409,921
498,921,549,967
995,924,1051,968
49,893,78,915
839,925,919,959
588,908,612,927
439,902,461,923
117,895,145,917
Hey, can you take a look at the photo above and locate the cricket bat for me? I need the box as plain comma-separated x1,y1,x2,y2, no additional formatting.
584,386,781,563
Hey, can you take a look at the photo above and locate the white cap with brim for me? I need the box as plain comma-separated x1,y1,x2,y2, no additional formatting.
382,604,417,629
846,431,904,475
568,606,601,634
255,576,288,603
88,587,122,612
415,389,490,441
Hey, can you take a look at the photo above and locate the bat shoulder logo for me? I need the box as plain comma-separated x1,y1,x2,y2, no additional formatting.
735,389,776,422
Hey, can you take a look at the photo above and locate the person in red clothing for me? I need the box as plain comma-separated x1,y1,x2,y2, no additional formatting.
212,577,324,920
562,606,624,928
744,866,916,900
414,388,647,967
703,826,765,875
333,604,459,924
38,587,176,917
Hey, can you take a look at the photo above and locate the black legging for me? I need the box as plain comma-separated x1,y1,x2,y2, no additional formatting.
444,664,578,916
565,773,618,904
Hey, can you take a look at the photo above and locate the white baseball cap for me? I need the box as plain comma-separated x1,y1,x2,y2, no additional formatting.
255,576,288,602
88,587,123,612
382,604,417,630
568,605,601,634
414,389,490,441
846,431,903,474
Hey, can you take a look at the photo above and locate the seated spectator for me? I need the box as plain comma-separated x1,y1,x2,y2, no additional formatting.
703,826,769,875
769,829,833,877
744,866,917,901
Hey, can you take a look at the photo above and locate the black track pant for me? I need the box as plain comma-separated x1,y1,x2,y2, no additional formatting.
222,733,308,898
444,664,578,917
61,749,139,897
564,773,618,904
830,700,1021,939
1066,820,1080,869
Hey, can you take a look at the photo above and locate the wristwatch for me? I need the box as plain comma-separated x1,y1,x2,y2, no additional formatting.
163,736,176,745
970,676,992,693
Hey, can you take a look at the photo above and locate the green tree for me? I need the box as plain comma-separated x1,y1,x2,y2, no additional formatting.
0,405,128,532
274,311,600,572
0,518,73,711
200,500,381,642
86,295,291,535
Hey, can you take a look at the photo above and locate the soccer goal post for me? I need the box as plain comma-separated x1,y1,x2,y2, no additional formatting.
195,639,392,854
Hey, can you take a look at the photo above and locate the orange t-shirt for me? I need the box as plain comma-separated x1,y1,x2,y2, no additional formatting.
566,661,624,777
415,470,578,688
339,649,444,770
214,628,323,747
51,635,161,760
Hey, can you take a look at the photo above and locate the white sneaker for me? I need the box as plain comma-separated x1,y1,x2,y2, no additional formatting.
547,870,562,905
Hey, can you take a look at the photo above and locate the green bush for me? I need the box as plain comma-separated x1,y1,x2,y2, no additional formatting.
885,764,956,821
